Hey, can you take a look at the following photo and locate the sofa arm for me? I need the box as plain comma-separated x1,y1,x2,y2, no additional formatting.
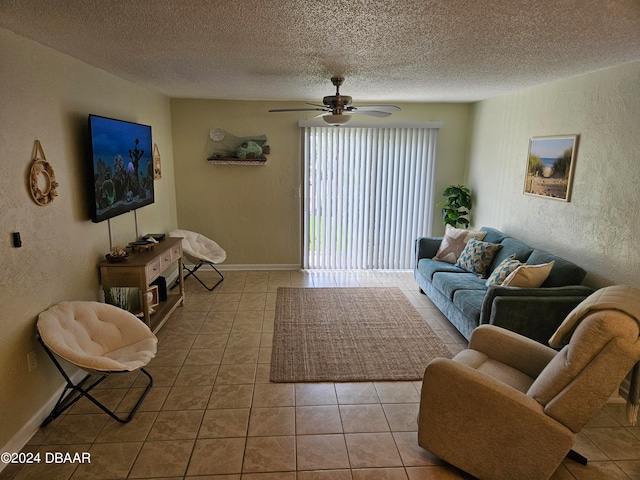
415,237,443,265
480,285,594,345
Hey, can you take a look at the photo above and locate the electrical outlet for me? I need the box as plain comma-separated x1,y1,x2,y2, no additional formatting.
27,350,38,372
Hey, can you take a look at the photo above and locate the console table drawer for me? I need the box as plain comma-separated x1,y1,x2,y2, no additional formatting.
146,258,161,282
170,243,182,262
160,250,173,271
99,266,141,287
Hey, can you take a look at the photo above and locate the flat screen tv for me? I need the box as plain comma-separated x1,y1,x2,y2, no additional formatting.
88,114,154,223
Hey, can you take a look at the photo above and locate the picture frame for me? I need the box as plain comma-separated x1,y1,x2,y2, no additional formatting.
524,135,578,202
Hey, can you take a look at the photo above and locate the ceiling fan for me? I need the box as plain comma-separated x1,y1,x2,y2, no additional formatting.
269,77,400,125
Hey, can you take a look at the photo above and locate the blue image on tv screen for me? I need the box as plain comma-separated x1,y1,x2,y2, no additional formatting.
88,115,154,223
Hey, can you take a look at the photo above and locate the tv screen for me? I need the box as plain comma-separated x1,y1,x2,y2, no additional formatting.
88,115,154,223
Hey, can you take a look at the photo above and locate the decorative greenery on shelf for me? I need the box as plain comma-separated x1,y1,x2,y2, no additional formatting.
438,184,472,228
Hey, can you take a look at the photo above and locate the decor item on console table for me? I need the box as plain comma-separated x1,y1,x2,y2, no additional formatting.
128,238,157,253
105,246,128,262
99,236,184,333
414,227,593,345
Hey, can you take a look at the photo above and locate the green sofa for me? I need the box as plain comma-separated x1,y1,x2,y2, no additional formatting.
414,227,593,345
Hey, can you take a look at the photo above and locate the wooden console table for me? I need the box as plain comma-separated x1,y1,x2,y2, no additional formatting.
99,237,185,333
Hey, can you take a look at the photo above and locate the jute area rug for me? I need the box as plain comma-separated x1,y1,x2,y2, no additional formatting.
270,287,452,383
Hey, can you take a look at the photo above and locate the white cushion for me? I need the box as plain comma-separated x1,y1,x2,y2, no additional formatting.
502,261,555,288
170,229,226,264
433,225,487,264
37,301,157,372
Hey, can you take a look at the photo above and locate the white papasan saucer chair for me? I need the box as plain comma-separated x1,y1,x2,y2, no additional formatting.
36,301,157,425
170,229,226,291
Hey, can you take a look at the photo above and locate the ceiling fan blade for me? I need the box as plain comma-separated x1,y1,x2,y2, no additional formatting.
268,108,327,112
350,105,401,112
349,110,392,118
269,78,400,118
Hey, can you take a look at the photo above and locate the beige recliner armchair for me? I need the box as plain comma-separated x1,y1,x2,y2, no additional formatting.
418,285,640,480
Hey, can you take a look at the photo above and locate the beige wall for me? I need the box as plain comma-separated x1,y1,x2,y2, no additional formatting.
0,28,177,449
467,60,640,287
171,100,472,265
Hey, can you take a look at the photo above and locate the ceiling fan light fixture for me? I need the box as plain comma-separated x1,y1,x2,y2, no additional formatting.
323,114,351,126
268,77,399,123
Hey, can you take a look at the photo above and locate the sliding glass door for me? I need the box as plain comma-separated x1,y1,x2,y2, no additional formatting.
302,123,440,269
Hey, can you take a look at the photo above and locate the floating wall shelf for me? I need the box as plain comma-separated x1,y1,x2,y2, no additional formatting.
207,158,267,165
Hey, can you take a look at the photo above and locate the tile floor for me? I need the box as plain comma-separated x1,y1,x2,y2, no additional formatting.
2,270,640,479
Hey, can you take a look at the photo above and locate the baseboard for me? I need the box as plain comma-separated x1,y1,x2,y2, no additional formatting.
0,369,85,473
185,264,413,272
188,264,302,271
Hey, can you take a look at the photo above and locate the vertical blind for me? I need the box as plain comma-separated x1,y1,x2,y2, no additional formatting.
302,123,440,269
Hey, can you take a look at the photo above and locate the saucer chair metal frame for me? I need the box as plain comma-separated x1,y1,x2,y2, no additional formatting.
36,301,157,426
37,336,153,425
170,230,226,292
183,257,224,291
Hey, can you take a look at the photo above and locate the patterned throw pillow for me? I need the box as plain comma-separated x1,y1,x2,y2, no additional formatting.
485,255,522,286
433,225,487,264
502,261,555,288
454,238,502,278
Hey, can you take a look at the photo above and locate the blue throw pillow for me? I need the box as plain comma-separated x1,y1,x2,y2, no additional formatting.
485,255,522,286
454,238,502,278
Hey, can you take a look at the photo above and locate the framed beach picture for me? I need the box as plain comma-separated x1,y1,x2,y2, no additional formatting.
524,135,579,201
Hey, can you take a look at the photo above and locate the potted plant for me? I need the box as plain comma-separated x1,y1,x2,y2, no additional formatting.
438,184,472,228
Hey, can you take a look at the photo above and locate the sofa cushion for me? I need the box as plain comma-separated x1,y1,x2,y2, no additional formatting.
417,258,467,281
486,255,523,286
488,237,534,274
479,227,508,245
503,261,555,288
453,289,485,324
433,272,487,300
433,224,487,264
527,250,587,287
454,238,502,278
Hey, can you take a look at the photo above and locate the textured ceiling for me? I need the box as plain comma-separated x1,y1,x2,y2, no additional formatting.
1,0,639,103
